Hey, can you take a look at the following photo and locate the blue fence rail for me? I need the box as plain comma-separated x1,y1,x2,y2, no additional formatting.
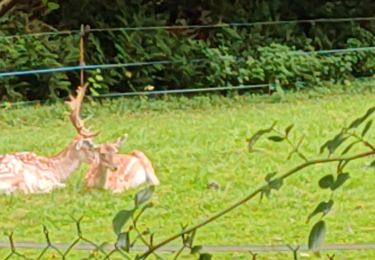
1,46,375,78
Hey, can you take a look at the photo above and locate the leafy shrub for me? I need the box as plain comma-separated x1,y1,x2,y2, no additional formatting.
1,1,375,101
0,12,79,101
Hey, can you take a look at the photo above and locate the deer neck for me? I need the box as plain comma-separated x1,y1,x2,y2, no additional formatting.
87,162,109,188
50,139,82,182
97,163,110,187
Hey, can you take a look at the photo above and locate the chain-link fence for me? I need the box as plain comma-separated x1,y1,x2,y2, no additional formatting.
2,218,375,259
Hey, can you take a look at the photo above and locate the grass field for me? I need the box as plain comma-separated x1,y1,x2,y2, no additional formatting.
0,89,374,259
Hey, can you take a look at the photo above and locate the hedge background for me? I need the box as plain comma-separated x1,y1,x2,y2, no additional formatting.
0,0,374,101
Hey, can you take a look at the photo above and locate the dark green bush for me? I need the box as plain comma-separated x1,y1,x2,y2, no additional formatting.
0,0,375,101
0,11,79,101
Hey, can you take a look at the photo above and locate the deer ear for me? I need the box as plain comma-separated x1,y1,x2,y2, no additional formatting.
114,134,128,148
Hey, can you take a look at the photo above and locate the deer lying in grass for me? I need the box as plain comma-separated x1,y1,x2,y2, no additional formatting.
85,135,160,193
0,84,107,194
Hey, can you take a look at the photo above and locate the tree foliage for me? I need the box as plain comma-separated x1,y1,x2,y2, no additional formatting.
0,0,374,101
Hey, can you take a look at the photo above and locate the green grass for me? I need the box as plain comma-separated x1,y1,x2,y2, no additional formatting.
0,89,374,259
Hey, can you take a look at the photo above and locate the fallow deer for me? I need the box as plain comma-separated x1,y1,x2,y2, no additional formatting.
85,135,160,193
0,84,105,194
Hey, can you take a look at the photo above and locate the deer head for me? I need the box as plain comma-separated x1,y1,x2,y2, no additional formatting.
64,83,100,164
95,134,128,170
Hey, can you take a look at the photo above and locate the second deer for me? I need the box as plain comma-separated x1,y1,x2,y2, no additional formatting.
84,135,160,193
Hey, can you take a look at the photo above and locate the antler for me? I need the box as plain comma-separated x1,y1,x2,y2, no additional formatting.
65,83,98,138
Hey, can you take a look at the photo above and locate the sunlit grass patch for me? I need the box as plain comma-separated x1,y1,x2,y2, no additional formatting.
0,91,374,258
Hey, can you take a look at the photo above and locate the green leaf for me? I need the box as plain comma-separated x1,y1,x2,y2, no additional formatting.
341,140,360,155
269,178,283,190
93,83,102,89
90,88,100,96
308,220,326,251
268,136,284,142
369,160,375,168
349,118,365,129
191,245,203,254
307,200,334,223
199,253,212,260
331,173,350,191
222,26,241,40
135,186,154,207
265,172,277,182
327,133,349,154
112,210,134,235
285,124,294,137
156,38,172,56
318,175,334,189
361,120,372,137
95,75,104,81
260,186,271,200
348,107,375,129
320,131,349,155
320,140,330,154
247,122,277,152
47,2,60,11
116,232,130,252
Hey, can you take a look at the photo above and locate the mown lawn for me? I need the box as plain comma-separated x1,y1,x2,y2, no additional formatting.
0,91,374,259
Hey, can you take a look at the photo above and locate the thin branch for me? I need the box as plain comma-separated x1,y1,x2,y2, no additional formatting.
273,128,308,161
132,217,164,259
140,150,375,258
173,244,187,260
132,219,151,250
133,205,149,225
346,132,375,151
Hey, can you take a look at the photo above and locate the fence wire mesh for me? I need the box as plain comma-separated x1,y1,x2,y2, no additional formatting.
1,218,375,259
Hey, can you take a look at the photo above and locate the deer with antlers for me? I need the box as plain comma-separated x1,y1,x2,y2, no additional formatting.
0,84,110,194
84,134,160,193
